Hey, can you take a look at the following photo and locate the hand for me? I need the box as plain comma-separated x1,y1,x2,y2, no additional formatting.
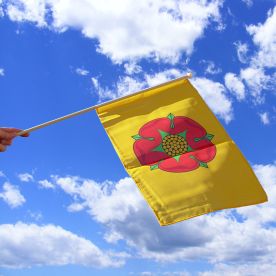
0,128,29,152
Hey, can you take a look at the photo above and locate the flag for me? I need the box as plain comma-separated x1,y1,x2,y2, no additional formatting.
96,77,267,226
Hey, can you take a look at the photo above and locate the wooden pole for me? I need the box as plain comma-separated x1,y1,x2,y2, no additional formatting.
17,73,192,136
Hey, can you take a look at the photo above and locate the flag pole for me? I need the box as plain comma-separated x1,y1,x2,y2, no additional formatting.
17,73,192,136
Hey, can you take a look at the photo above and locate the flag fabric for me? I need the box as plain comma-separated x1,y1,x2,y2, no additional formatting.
96,77,267,226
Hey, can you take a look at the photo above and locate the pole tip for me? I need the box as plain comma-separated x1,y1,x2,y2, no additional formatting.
187,72,192,78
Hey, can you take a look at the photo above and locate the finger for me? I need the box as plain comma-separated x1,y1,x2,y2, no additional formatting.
0,144,7,152
0,128,29,138
0,129,14,140
0,139,13,146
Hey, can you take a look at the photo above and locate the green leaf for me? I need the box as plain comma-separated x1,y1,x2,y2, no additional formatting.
152,143,165,153
206,133,214,141
132,134,154,141
132,134,142,140
173,155,181,162
199,162,208,168
187,145,193,152
189,155,196,160
167,113,175,129
194,133,214,142
158,130,170,139
150,164,159,170
178,130,187,139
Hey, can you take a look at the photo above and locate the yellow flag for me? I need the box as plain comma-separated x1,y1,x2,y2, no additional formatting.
96,77,267,226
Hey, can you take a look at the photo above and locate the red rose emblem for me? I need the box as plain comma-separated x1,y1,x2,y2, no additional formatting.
132,113,216,173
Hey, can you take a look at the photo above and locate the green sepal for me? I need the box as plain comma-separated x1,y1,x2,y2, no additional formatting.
187,145,193,152
158,130,170,139
190,156,209,168
199,161,208,168
132,134,154,141
150,164,159,170
178,130,187,140
167,113,175,129
194,133,214,142
173,155,181,162
206,133,214,141
132,134,142,140
152,143,165,153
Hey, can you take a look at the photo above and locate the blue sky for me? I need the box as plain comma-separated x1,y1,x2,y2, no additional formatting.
0,0,276,275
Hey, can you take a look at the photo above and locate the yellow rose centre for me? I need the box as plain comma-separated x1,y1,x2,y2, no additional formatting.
162,135,188,157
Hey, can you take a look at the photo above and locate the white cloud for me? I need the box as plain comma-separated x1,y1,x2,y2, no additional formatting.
236,163,276,224
27,210,43,221
93,69,233,123
18,173,34,182
234,42,249,63
38,179,55,189
67,202,85,212
0,0,3,17
144,69,183,87
224,72,245,101
116,76,146,97
124,62,142,75
246,7,276,68
0,68,4,76
50,161,276,270
75,68,89,76
240,66,271,102
200,263,276,276
0,182,26,208
242,0,253,7
259,112,270,125
6,0,47,27
192,77,233,123
91,77,115,100
5,0,222,63
0,222,125,268
202,60,222,75
0,171,5,178
230,8,276,104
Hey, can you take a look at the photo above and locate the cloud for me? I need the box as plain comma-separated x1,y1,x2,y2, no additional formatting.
75,68,89,76
200,263,276,276
92,69,233,123
18,173,34,182
202,60,222,75
49,161,276,270
240,66,271,102
27,210,43,221
0,182,26,208
246,7,276,68
0,0,3,17
124,62,142,75
0,68,4,76
241,0,253,7
0,171,6,178
191,77,233,123
224,72,245,101
230,8,276,104
259,112,270,125
6,0,47,27
234,42,249,64
0,222,126,268
38,179,55,189
4,0,223,63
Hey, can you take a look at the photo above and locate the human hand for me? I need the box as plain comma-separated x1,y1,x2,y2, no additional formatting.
0,128,29,152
